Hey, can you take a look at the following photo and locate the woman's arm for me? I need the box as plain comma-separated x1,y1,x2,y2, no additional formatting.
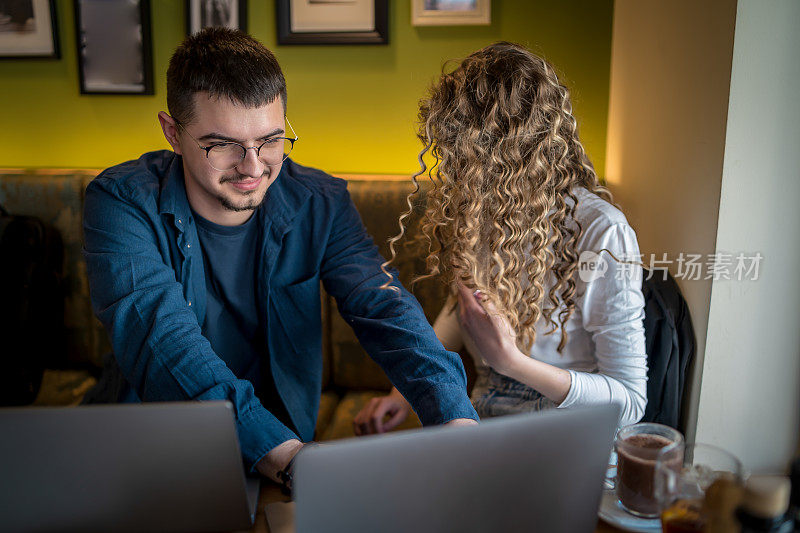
560,223,648,425
455,222,648,425
454,283,572,404
499,353,573,405
431,293,466,353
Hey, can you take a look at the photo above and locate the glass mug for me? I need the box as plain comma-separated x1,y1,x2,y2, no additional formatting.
655,443,744,533
614,422,685,517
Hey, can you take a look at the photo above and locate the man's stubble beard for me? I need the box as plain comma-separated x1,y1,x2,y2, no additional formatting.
217,172,270,212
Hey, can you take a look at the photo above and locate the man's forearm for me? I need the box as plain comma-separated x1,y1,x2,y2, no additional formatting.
444,418,479,428
255,439,304,483
321,188,478,426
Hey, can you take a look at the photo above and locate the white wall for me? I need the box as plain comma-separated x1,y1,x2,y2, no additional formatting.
604,0,737,440
695,0,800,473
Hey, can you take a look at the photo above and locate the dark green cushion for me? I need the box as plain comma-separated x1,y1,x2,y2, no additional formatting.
0,171,101,366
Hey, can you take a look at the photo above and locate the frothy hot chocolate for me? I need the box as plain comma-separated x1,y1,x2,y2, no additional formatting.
616,433,681,516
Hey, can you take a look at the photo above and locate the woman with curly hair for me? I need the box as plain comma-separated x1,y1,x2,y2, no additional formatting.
354,42,647,435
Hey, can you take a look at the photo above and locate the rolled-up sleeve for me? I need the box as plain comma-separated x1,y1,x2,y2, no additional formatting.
557,223,648,426
83,178,297,471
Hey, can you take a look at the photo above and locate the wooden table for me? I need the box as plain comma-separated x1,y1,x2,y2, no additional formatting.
246,482,287,533
246,482,626,533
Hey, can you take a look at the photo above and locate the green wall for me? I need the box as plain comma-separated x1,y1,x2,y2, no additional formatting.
0,0,614,175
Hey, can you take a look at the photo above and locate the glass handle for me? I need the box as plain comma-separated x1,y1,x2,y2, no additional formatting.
605,451,617,490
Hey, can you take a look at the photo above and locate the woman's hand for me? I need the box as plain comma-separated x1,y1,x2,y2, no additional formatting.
353,388,412,436
456,283,572,404
455,283,527,376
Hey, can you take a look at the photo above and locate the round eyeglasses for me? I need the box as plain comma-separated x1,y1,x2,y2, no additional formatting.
176,118,298,171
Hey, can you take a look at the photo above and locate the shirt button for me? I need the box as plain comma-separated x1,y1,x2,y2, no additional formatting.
187,243,191,248
178,219,182,224
188,301,192,307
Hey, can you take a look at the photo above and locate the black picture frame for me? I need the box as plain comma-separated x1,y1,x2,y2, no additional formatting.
186,0,247,35
276,0,388,45
74,0,154,95
0,0,60,59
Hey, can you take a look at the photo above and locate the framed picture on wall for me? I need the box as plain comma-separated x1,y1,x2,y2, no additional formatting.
186,0,247,35
411,0,491,26
0,0,59,59
276,0,388,45
74,0,154,95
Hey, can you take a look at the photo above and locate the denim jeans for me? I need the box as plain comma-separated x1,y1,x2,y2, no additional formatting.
471,366,557,418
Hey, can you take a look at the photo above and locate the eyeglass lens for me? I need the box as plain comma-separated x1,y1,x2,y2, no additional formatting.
207,138,294,171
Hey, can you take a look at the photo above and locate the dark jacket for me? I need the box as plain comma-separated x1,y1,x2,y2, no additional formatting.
641,269,695,429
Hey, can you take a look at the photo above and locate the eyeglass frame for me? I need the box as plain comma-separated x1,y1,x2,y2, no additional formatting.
174,116,299,171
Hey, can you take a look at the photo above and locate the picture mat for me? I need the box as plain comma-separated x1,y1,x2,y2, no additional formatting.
0,0,55,55
424,0,476,10
290,0,374,33
412,0,490,26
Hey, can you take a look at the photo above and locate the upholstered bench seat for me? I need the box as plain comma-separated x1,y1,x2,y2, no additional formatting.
33,370,97,407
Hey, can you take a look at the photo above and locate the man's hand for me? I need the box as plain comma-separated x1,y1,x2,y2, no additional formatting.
456,282,527,376
353,389,412,436
255,439,304,483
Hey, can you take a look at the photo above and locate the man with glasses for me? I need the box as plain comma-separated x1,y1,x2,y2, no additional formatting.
82,27,478,490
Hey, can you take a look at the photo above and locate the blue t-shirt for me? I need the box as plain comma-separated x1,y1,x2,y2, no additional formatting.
193,210,291,430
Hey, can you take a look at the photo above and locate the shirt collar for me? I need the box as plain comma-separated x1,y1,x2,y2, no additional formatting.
158,151,191,224
261,158,312,237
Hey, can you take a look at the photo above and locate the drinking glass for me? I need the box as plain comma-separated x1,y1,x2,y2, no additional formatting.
655,443,744,533
614,422,685,518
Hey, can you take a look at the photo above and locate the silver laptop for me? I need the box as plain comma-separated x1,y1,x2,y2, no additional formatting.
0,401,259,532
293,404,619,533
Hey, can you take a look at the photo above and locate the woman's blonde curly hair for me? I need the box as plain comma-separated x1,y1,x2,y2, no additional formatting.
382,41,615,353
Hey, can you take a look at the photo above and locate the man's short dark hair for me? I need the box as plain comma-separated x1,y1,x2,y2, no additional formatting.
167,27,287,124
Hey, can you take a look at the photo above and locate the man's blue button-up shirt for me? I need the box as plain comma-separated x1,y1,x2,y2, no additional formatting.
83,150,478,470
